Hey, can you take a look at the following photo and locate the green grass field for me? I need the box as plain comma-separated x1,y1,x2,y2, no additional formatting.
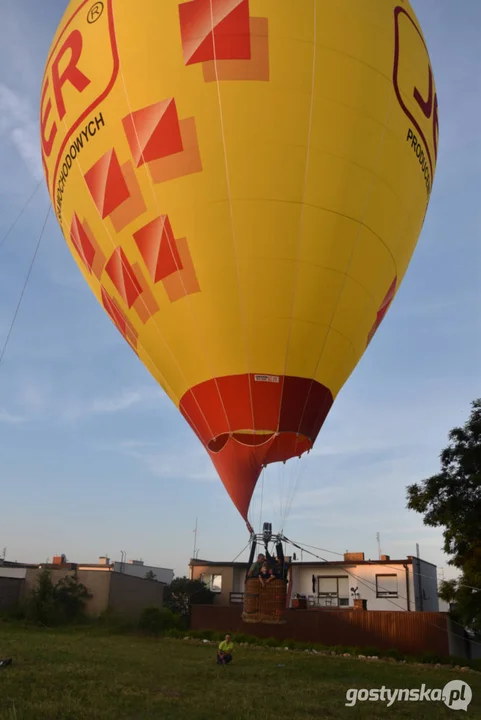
0,624,480,719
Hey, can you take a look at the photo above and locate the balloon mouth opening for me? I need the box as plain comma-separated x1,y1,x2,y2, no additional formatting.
208,430,311,454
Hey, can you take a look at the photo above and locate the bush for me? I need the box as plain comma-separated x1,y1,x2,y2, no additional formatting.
385,648,404,660
138,607,180,636
418,652,446,665
25,568,91,626
163,577,215,619
97,609,136,633
164,628,185,639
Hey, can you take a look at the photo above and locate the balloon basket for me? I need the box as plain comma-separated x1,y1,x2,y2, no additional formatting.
241,578,287,625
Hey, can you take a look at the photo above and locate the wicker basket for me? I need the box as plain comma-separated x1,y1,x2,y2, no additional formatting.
242,577,287,624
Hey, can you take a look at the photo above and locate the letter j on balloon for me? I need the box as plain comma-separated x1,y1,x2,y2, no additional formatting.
41,0,439,527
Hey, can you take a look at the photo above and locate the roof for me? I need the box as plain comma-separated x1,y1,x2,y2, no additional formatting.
189,557,416,568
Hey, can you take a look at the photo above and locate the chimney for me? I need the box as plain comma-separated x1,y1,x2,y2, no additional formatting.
52,554,66,565
380,554,390,561
344,552,365,562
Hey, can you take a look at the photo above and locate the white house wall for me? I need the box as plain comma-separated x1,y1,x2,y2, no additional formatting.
412,558,439,612
233,567,246,593
290,564,413,611
113,562,173,585
0,567,26,580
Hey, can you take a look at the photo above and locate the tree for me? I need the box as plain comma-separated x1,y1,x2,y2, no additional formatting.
163,576,215,619
54,575,92,622
144,570,157,581
27,568,92,625
406,398,481,632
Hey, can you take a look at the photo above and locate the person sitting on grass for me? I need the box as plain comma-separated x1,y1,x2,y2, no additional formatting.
216,634,234,665
258,562,275,587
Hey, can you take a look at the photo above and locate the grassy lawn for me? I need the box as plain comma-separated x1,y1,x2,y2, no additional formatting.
0,624,480,719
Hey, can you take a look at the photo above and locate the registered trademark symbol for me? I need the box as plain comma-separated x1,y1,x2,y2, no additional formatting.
87,1,104,23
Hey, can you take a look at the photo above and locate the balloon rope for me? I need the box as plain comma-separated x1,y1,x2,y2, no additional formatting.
231,541,251,563
282,456,307,532
0,204,51,366
207,0,256,437
0,179,44,255
58,97,214,447
258,467,265,533
275,0,318,435
277,462,284,529
295,87,396,440
116,28,234,439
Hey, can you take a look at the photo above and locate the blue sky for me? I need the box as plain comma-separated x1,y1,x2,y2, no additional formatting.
0,1,479,581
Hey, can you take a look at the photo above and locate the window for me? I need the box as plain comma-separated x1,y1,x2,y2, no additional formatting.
200,573,222,593
212,574,222,593
376,574,398,598
317,576,349,606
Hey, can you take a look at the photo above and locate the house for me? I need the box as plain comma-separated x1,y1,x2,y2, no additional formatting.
189,551,439,612
0,554,167,618
80,555,174,585
112,558,174,585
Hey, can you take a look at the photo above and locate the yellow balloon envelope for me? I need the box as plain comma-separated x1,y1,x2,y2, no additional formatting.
41,0,439,521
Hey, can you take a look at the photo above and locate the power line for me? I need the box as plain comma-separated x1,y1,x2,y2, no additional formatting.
296,540,481,594
287,537,481,650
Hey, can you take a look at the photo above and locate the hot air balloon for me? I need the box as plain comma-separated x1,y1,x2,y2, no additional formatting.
41,0,438,621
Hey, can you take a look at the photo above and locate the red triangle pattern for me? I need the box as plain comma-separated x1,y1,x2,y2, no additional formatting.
84,149,130,219
122,99,184,168
70,213,95,272
133,216,183,283
105,247,143,308
179,0,251,66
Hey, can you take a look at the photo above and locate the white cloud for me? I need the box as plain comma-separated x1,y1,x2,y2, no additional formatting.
91,391,143,414
61,388,150,421
0,408,24,424
109,438,218,483
18,380,51,415
0,84,43,181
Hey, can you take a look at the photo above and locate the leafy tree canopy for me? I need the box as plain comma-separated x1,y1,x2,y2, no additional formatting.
407,399,481,632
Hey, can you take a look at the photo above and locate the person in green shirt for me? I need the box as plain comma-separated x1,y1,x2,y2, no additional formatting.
247,553,265,578
217,634,234,665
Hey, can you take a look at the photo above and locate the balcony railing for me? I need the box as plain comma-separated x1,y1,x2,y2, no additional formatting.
229,592,352,607
308,595,350,608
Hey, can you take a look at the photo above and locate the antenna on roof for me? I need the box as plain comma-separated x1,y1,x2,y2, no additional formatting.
416,542,420,558
193,517,198,559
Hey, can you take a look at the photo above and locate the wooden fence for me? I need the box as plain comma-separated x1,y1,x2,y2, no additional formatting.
191,605,451,656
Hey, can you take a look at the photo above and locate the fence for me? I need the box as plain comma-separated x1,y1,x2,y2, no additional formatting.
191,605,451,656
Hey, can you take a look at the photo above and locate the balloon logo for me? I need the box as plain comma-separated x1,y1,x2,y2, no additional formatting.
41,0,438,523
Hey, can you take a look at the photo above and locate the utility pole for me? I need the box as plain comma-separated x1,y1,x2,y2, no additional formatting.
376,532,381,559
